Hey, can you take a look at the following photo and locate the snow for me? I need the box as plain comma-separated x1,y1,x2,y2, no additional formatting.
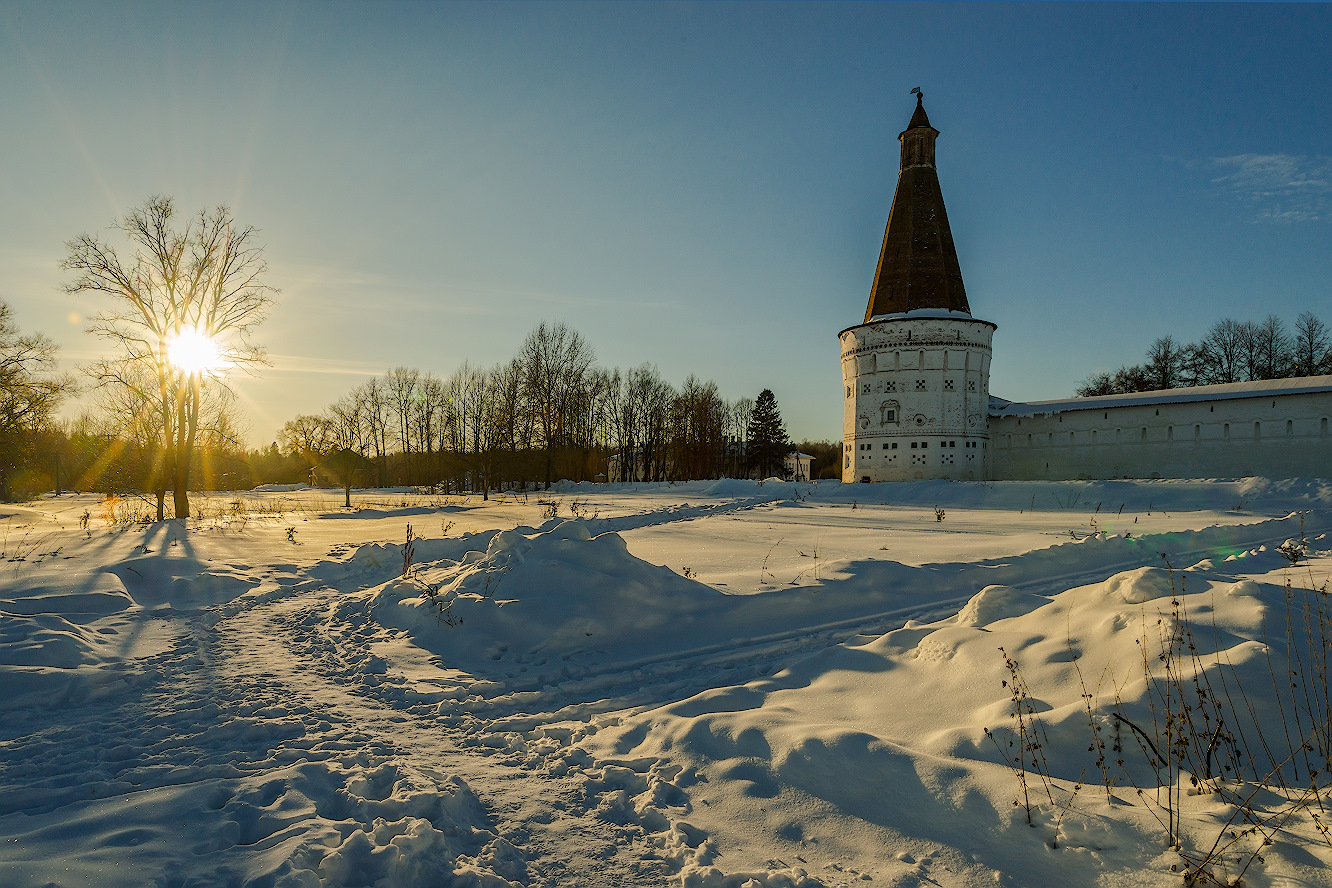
2,479,1330,887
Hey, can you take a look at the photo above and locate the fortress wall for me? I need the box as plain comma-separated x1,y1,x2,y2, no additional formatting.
988,390,1332,480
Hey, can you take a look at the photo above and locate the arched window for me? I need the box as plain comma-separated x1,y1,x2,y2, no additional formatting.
880,400,900,425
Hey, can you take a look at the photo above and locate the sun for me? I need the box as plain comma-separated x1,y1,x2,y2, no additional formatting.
166,328,224,374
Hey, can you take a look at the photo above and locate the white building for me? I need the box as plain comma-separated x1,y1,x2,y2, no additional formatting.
842,95,1331,482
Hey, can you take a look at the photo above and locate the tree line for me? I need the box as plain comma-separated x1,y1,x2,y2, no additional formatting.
1075,311,1332,397
0,198,835,504
276,322,802,501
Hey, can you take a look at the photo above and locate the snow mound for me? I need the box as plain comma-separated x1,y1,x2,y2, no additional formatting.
954,584,1045,626
370,519,723,676
1100,565,1176,603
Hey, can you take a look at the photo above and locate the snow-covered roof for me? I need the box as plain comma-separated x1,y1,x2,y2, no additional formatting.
990,374,1332,418
866,307,975,322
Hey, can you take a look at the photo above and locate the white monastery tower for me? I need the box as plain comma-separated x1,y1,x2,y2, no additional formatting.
840,92,997,482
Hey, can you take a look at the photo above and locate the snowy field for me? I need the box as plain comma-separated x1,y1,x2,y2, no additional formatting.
2,477,1331,888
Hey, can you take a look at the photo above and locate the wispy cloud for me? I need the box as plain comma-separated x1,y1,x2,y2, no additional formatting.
1209,154,1331,223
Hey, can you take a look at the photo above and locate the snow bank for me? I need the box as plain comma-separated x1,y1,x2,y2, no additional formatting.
589,543,1332,885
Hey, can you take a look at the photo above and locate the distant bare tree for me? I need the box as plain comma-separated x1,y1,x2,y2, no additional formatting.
1248,314,1293,380
0,301,75,500
1293,311,1331,376
1142,335,1186,390
1195,318,1247,385
411,372,446,482
671,375,726,480
354,377,391,487
278,413,331,479
519,322,594,488
322,393,372,507
385,366,420,471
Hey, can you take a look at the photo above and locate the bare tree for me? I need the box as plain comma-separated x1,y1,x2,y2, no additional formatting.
322,393,372,507
1293,311,1331,376
671,375,726,480
0,302,76,500
63,197,274,518
411,372,446,482
354,377,391,487
519,322,595,488
279,413,332,483
1142,335,1185,390
385,366,420,476
1246,315,1292,380
1194,318,1247,385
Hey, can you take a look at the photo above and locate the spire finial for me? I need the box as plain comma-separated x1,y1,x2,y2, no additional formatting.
911,86,923,101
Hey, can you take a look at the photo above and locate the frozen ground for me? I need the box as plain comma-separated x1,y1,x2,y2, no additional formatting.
2,478,1331,887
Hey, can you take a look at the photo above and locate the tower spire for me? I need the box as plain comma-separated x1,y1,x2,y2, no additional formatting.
864,91,970,321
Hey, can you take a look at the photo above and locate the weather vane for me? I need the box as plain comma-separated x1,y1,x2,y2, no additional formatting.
911,86,923,101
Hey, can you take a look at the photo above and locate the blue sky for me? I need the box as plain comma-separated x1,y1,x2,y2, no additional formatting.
2,2,1329,446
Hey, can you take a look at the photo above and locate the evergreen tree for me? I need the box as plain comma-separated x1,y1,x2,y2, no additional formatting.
746,389,788,479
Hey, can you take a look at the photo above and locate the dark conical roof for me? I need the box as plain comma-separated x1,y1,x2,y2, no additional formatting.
864,95,970,321
907,94,931,130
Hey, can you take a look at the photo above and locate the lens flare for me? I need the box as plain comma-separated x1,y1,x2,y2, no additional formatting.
167,328,223,374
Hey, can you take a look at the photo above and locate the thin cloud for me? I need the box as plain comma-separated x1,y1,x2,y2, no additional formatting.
1209,153,1331,223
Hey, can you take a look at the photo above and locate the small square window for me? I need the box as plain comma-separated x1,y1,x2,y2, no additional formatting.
862,383,871,394
949,441,955,447
910,442,918,449
921,441,928,449
891,443,898,450
885,381,896,392
943,379,954,391
967,380,976,392
915,379,928,390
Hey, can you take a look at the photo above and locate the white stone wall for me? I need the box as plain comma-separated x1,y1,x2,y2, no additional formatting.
840,312,996,482
989,389,1332,480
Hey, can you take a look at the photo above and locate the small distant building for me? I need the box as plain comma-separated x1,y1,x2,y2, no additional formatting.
840,92,1331,482
785,451,813,482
